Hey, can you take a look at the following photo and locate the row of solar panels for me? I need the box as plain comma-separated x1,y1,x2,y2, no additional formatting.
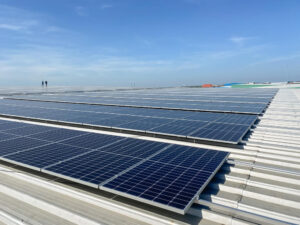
0,119,228,214
99,87,278,96
57,92,274,103
7,95,267,114
0,99,257,143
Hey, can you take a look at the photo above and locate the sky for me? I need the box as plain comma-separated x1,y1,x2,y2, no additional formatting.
0,0,299,87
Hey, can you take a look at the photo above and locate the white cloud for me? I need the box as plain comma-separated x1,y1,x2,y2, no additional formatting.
101,4,113,9
229,36,257,46
45,26,65,33
0,24,23,31
74,6,87,16
0,20,38,32
250,53,300,66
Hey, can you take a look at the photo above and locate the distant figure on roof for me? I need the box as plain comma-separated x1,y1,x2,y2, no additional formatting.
42,81,44,87
45,81,48,87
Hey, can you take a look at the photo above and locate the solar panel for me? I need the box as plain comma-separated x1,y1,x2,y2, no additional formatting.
44,151,142,187
4,143,88,170
0,132,20,141
4,125,56,136
98,138,169,158
102,145,228,214
0,118,228,214
0,137,50,156
59,133,125,149
0,99,257,144
6,94,269,114
0,121,30,131
28,128,86,142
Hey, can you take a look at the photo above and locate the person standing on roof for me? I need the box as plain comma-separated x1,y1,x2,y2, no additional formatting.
45,80,48,87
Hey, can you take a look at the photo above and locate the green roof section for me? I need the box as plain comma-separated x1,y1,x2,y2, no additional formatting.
231,84,274,88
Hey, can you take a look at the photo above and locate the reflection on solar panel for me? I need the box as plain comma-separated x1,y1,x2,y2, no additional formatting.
0,99,257,143
0,118,228,214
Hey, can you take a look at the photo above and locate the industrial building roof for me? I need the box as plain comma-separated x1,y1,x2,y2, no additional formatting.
0,87,299,225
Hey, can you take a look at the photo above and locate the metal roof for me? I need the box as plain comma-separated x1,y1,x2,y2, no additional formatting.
0,88,300,225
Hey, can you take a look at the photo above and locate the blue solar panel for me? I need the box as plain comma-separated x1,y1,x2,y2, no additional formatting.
102,161,211,211
0,137,50,156
44,151,142,186
60,133,125,149
0,121,30,131
0,132,20,141
149,145,228,170
0,99,258,143
102,145,228,214
98,138,169,158
149,124,199,137
4,143,88,169
0,118,229,214
189,123,250,143
4,125,56,136
12,94,267,114
28,128,86,142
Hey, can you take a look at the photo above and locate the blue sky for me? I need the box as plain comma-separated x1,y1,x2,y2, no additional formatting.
0,0,299,87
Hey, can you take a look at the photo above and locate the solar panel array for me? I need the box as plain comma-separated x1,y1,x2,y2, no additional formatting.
9,88,277,114
0,99,257,143
0,88,278,214
0,119,228,214
8,95,266,114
